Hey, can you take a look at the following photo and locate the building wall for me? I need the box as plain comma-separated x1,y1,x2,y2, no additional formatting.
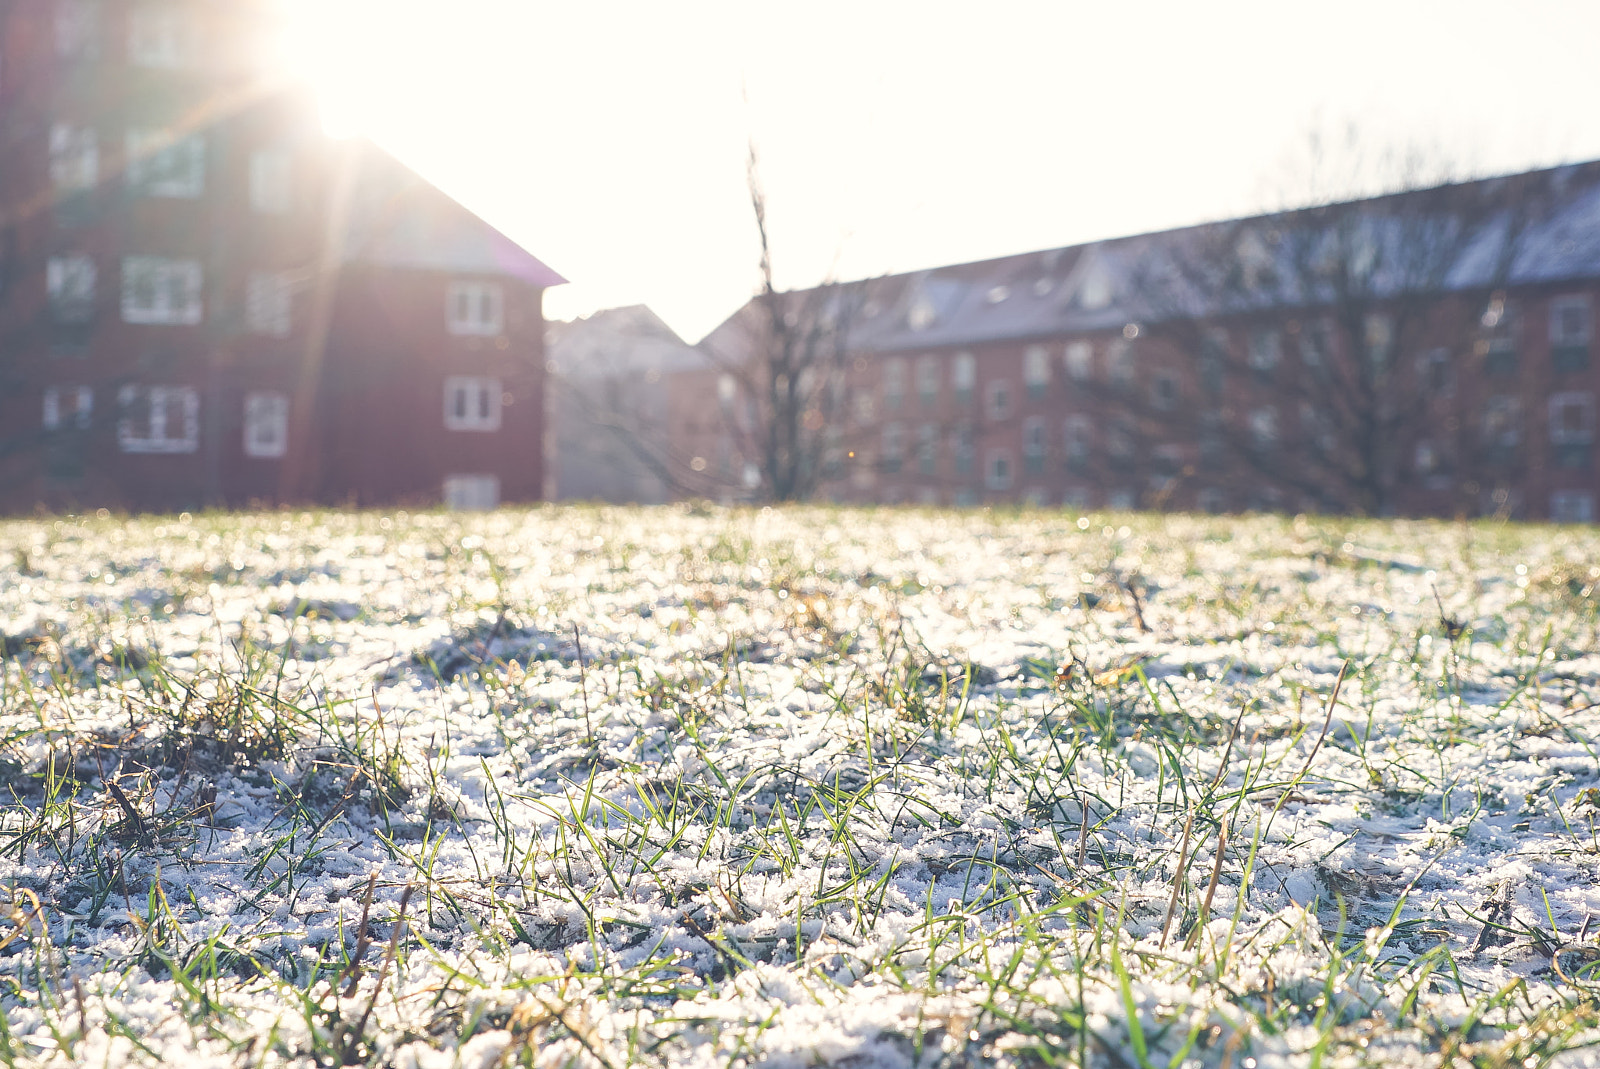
0,0,554,513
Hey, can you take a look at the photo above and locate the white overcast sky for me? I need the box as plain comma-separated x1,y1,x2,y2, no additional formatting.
284,0,1600,342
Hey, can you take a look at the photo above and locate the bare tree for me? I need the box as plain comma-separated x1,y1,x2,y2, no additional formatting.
1106,139,1547,516
696,147,876,503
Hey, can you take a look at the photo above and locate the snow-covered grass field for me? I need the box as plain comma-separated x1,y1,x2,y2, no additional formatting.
2,505,1600,1068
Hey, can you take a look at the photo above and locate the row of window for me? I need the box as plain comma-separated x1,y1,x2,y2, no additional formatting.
868,392,1598,479
37,378,506,453
41,385,284,456
56,1,201,71
43,255,506,337
50,123,291,212
870,298,1596,414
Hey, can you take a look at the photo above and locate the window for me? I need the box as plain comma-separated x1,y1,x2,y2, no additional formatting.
1022,417,1046,474
1151,372,1178,411
1107,418,1134,469
1199,329,1227,394
1023,346,1050,399
443,376,502,431
443,475,500,511
1299,403,1334,458
127,3,193,67
125,129,204,197
1414,440,1439,475
952,424,975,475
121,256,201,324
1248,327,1281,372
1107,339,1134,389
1066,341,1093,381
55,0,100,57
1064,415,1091,472
1062,486,1090,509
49,124,98,191
446,280,504,336
851,388,874,425
1418,348,1453,397
1550,295,1592,373
1550,391,1594,469
243,392,289,458
1198,487,1226,514
47,255,96,323
985,450,1013,491
42,386,93,429
248,149,292,215
917,423,938,475
1483,395,1521,464
1249,406,1278,451
952,352,976,405
1551,491,1596,524
882,358,906,411
916,355,940,406
1297,319,1329,368
986,379,1011,421
1364,313,1393,368
117,385,198,453
245,271,293,336
1107,488,1136,511
881,422,904,474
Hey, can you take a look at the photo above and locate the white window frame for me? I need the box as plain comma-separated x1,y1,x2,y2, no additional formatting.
242,391,289,458
446,280,504,336
443,474,500,511
1022,415,1047,464
43,386,93,430
127,3,193,68
443,376,502,432
1065,340,1093,381
951,352,976,402
1023,345,1050,396
245,270,294,337
1549,391,1595,445
121,256,202,325
248,149,292,215
117,384,198,454
125,128,204,198
47,254,96,323
49,123,98,191
1550,295,1593,346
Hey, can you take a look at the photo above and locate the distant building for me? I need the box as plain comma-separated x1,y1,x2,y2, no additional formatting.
677,161,1600,520
545,305,707,503
0,0,563,513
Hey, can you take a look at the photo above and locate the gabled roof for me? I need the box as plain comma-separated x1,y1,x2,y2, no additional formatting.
340,142,566,288
702,159,1600,356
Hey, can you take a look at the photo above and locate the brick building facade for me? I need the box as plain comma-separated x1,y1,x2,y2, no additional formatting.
0,0,562,514
677,162,1600,520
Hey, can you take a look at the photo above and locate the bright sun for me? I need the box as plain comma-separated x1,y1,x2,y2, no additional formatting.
270,0,445,140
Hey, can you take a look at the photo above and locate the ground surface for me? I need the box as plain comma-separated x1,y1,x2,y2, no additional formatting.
2,506,1600,1068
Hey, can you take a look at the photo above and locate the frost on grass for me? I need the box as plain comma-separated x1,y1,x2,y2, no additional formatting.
2,507,1600,1067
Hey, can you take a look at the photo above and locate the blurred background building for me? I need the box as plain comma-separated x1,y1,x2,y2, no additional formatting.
673,161,1600,521
0,0,562,513
544,304,708,503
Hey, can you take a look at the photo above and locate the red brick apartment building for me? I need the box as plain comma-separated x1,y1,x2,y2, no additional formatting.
0,0,562,514
678,162,1600,521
